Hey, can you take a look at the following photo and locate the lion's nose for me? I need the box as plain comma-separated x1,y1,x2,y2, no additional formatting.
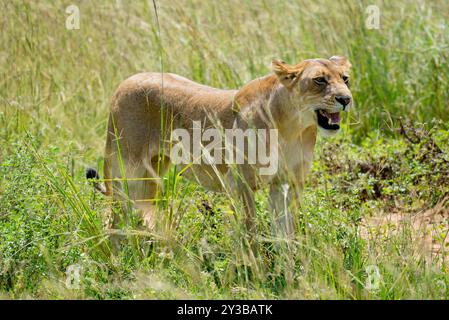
335,95,351,109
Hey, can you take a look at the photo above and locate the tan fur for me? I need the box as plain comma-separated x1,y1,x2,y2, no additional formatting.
102,57,352,235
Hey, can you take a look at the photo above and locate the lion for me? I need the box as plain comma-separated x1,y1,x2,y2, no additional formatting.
87,56,352,238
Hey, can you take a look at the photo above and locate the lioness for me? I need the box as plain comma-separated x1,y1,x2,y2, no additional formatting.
88,56,352,236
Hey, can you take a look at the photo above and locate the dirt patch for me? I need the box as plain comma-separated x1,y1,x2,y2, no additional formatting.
361,195,449,263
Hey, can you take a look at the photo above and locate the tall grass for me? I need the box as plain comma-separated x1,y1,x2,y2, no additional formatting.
0,0,449,299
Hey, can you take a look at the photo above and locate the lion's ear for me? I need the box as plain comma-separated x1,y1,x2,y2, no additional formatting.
329,56,352,71
271,60,300,89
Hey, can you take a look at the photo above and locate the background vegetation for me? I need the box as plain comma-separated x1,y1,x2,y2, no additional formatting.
1,0,448,299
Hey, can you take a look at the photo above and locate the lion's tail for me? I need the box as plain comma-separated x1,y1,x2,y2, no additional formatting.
85,167,108,195
86,114,113,196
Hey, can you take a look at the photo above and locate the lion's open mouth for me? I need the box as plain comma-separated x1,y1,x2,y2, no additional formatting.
315,109,341,130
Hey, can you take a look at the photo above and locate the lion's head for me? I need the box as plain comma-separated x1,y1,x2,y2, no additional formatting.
272,56,353,136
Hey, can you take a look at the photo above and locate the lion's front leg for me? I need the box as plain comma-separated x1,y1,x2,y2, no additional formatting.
229,166,259,253
269,181,300,239
234,175,257,234
269,160,312,238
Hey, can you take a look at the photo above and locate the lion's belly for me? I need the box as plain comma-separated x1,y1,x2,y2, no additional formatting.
177,163,230,192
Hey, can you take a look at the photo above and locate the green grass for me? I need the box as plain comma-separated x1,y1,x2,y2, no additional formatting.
1,0,449,299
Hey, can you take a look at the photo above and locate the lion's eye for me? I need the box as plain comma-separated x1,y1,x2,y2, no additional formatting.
342,75,350,86
313,77,327,85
